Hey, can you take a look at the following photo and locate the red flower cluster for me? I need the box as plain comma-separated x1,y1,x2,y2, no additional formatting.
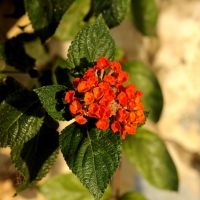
64,57,145,139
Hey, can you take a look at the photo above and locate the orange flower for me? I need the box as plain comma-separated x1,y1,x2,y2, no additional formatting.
125,84,136,99
127,100,135,111
64,90,75,103
135,103,144,111
75,115,87,124
84,92,94,104
104,88,116,100
86,76,98,87
116,71,129,84
110,61,121,72
111,121,121,133
73,77,81,88
93,87,104,100
103,74,116,85
128,112,136,122
77,81,91,93
116,108,127,122
117,92,127,106
124,123,137,134
121,129,127,139
69,101,82,115
88,103,101,119
135,110,145,123
83,68,95,78
64,56,146,139
95,57,110,70
98,82,110,91
103,106,112,118
135,91,143,104
96,119,109,130
99,97,112,107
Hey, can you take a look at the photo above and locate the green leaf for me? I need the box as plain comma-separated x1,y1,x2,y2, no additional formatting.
24,36,49,65
130,0,158,36
92,0,130,28
59,123,122,200
53,0,91,41
11,118,59,193
0,90,44,147
39,173,111,200
119,191,148,200
66,15,115,77
122,61,163,122
122,128,179,191
1,34,35,72
34,85,72,121
24,0,75,42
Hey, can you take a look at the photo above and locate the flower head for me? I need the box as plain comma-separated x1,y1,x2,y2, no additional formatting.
64,56,146,139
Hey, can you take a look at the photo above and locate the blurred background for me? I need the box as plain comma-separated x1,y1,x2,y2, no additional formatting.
0,0,200,199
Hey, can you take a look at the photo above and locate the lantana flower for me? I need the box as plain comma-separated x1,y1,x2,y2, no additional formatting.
64,57,146,139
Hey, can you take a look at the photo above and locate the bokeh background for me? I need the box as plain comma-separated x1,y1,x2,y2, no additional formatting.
0,0,200,199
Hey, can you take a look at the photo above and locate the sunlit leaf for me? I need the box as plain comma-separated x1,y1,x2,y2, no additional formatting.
59,123,121,199
122,128,179,191
130,0,158,36
91,0,130,28
24,37,48,64
0,90,44,147
66,15,115,77
39,173,111,200
53,0,91,41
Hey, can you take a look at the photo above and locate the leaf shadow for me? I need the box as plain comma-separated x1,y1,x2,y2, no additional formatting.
19,118,59,184
36,23,58,43
4,89,44,118
3,33,37,72
55,90,73,121
67,57,95,77
54,66,74,89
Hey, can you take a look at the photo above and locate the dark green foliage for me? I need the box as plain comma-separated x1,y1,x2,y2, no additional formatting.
34,85,73,121
0,89,44,147
1,34,36,72
60,123,122,200
89,0,130,28
11,115,59,193
131,0,158,36
24,0,75,42
66,15,115,77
